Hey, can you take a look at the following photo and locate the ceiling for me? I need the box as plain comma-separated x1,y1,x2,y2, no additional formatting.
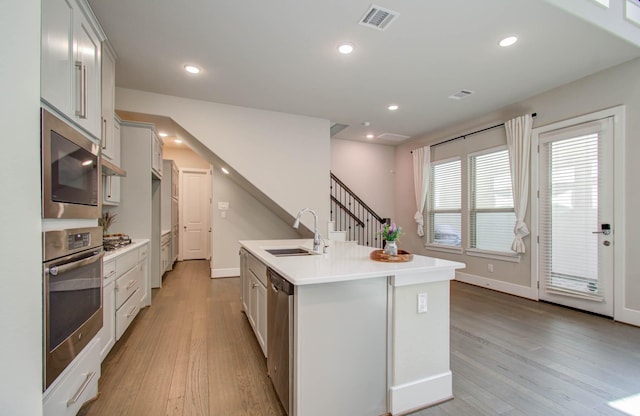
88,0,640,146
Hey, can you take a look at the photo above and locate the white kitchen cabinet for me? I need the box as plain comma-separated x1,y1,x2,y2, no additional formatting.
138,243,150,307
99,279,115,361
102,118,122,206
41,0,104,140
43,337,100,416
162,159,179,269
161,231,170,274
100,43,116,160
240,249,267,356
152,133,163,179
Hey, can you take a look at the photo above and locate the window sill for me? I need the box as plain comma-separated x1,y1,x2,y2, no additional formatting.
465,248,521,263
424,244,464,255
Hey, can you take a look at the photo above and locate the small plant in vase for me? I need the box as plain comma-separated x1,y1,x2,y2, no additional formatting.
379,222,402,256
99,211,117,235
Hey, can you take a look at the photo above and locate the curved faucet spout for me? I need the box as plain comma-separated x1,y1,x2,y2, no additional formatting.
293,208,323,254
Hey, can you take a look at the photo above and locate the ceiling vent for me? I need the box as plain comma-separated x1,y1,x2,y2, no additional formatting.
448,90,474,100
330,123,349,137
359,4,399,31
377,132,411,142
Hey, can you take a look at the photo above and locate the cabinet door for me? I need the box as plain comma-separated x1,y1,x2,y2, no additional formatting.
138,257,150,308
101,45,115,160
256,280,267,355
73,8,101,138
249,273,259,330
103,175,121,205
99,280,115,361
41,0,74,117
240,251,249,313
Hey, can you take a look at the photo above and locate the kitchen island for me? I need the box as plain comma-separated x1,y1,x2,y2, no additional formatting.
239,239,465,416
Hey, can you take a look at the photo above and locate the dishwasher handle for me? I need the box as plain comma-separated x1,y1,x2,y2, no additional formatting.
267,268,294,295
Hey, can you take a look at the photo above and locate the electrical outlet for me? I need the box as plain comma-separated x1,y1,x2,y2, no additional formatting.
417,292,428,313
488,263,494,273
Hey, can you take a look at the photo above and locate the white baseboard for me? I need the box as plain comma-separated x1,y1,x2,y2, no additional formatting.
211,267,240,278
616,306,640,327
389,371,452,416
455,271,538,300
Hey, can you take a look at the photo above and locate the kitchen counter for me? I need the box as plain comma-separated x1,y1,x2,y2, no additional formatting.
239,238,464,286
239,239,465,416
104,239,149,262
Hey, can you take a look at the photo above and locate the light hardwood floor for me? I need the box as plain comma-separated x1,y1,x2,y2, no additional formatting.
79,260,640,416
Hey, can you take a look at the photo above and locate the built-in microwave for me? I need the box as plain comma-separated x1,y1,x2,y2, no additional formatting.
41,108,101,219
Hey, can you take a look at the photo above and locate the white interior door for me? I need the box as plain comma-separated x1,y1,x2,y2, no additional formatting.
536,117,614,316
180,168,211,260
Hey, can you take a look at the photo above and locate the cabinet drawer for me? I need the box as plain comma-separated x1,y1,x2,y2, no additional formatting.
43,337,100,416
103,259,116,283
116,248,138,278
115,266,140,309
139,244,149,261
247,253,267,286
115,288,142,340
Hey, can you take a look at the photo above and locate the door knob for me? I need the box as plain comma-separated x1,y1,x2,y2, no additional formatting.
603,241,611,246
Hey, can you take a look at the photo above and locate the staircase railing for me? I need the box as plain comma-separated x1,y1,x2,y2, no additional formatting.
330,172,389,248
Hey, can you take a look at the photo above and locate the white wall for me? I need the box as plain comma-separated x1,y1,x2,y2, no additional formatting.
116,88,331,233
330,138,396,220
0,1,43,414
164,146,300,276
395,57,640,323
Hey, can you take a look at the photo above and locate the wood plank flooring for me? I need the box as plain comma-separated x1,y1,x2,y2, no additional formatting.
79,260,640,416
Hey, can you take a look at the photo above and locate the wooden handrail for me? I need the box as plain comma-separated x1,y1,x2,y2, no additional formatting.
330,172,386,224
330,196,364,227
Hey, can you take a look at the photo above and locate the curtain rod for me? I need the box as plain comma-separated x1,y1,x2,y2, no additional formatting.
411,112,537,153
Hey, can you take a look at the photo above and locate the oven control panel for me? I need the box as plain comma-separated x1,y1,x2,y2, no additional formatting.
67,232,91,250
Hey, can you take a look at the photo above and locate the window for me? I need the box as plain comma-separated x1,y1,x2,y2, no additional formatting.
469,147,515,253
428,158,461,247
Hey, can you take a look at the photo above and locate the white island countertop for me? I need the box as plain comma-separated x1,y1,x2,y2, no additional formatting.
239,239,465,286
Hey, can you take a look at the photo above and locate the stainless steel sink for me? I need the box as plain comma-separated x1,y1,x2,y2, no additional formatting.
266,248,313,257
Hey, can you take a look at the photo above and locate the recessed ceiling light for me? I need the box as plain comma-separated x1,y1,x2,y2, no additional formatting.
337,43,355,54
387,104,399,111
184,64,201,74
499,36,518,47
158,131,168,137
366,133,375,139
221,167,229,174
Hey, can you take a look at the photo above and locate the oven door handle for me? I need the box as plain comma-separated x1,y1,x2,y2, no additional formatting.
46,251,104,276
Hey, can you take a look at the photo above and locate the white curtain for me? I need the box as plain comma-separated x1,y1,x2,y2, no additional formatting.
412,145,430,236
505,114,533,253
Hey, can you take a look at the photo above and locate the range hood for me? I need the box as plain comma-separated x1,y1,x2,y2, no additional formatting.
101,158,127,177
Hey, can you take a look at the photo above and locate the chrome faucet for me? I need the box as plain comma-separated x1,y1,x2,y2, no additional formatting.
293,208,323,254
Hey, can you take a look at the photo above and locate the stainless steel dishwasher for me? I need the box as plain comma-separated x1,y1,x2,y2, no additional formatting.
267,268,294,415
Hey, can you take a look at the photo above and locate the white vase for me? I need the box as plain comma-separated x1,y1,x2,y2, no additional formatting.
384,240,398,256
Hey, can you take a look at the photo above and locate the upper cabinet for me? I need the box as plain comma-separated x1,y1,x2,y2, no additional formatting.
41,0,105,140
101,43,118,162
152,132,163,179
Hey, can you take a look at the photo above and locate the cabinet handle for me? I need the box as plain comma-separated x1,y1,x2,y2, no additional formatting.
102,118,108,149
251,282,259,288
66,371,96,407
105,269,116,279
74,61,87,119
126,280,137,290
127,305,138,318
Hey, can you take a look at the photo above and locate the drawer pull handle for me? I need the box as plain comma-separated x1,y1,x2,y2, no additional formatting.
127,305,138,318
105,270,116,278
126,280,137,290
66,371,96,407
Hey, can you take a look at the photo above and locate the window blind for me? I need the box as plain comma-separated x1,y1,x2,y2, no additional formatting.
539,127,603,300
469,148,515,252
428,159,461,246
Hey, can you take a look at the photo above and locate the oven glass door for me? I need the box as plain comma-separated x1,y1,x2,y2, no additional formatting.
49,129,99,206
46,249,103,351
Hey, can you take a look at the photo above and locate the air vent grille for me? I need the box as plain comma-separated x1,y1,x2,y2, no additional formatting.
330,123,349,137
359,4,399,31
448,90,474,100
377,133,410,142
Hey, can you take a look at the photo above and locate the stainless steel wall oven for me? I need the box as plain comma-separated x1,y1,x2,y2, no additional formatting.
43,227,103,390
41,108,101,219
